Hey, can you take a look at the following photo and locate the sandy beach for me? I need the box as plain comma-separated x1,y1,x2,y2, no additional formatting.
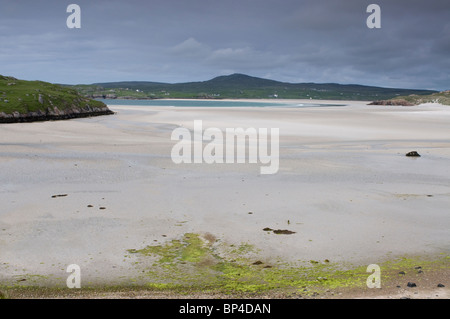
0,99,449,298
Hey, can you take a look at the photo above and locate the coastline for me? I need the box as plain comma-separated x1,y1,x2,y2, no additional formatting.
0,107,114,124
0,99,448,298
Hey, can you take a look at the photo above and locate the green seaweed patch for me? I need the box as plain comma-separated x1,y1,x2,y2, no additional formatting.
213,262,369,294
128,233,224,287
382,255,449,269
376,254,450,281
128,239,184,264
127,234,449,294
126,233,371,294
128,233,212,264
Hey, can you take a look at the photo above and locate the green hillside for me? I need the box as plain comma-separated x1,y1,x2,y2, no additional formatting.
370,90,450,106
71,73,438,101
0,75,113,123
394,90,450,105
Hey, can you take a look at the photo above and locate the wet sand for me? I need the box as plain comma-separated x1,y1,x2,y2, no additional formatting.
0,99,449,297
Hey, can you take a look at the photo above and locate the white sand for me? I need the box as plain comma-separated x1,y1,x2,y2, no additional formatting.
0,100,449,287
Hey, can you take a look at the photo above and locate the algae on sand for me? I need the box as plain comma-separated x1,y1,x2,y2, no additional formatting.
126,232,371,294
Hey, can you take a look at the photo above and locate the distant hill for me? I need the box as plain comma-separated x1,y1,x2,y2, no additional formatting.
0,75,113,123
71,73,438,101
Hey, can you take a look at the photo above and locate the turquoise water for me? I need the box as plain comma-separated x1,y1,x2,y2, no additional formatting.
99,99,346,108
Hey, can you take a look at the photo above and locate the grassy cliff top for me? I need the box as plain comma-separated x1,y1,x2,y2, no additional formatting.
392,90,450,106
0,75,107,115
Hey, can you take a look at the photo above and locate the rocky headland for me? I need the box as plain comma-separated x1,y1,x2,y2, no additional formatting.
0,75,114,123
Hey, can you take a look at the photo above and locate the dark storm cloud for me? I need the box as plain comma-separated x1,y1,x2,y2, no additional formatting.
0,0,448,90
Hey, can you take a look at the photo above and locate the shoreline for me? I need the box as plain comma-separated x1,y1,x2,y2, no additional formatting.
0,108,114,124
0,100,449,298
1,256,448,299
1,252,448,299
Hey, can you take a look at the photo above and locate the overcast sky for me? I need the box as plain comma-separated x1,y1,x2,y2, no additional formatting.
1,0,449,90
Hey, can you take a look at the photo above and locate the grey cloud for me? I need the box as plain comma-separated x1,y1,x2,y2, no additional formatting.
0,0,448,90
169,38,211,58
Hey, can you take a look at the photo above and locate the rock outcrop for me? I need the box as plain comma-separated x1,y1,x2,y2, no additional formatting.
0,75,114,124
368,99,414,106
0,105,114,123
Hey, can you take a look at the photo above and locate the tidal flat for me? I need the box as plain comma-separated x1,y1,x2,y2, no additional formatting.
0,100,449,298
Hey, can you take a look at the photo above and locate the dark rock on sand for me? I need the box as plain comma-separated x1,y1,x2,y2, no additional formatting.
407,282,417,288
263,227,296,234
406,151,421,157
51,194,68,198
273,229,296,235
